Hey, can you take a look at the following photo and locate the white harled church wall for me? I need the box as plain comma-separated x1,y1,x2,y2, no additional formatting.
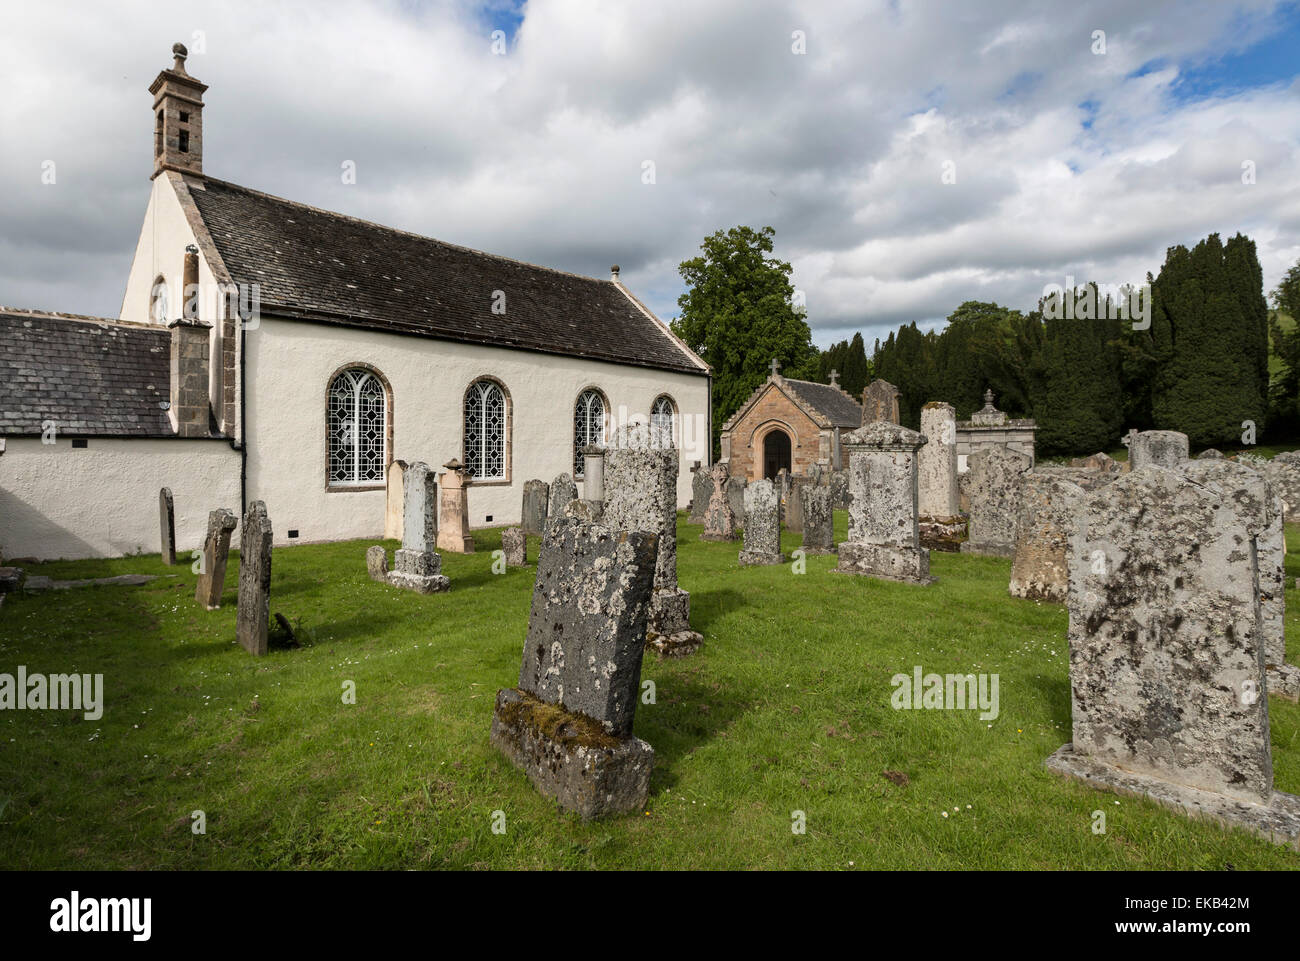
0,437,240,561
244,317,710,546
119,174,226,417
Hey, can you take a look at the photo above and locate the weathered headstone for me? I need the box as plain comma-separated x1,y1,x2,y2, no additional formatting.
861,379,901,425
800,483,834,555
366,544,388,582
501,527,526,567
829,468,850,510
195,508,237,609
784,474,805,533
918,402,963,551
1196,448,1225,460
1069,451,1124,475
582,445,606,506
159,487,176,565
1007,472,1085,603
739,478,785,566
384,459,407,540
1123,429,1189,471
521,479,550,536
490,518,658,819
236,500,273,656
961,447,1031,556
834,421,933,584
436,458,475,554
1046,459,1300,845
726,474,747,527
602,423,701,656
387,462,450,594
548,473,578,523
701,463,738,541
1253,452,1300,523
690,466,712,524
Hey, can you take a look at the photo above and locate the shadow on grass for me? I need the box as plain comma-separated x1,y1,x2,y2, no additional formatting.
686,588,749,633
639,672,753,795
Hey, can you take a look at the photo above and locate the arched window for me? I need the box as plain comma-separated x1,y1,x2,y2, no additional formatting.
573,388,606,477
464,379,507,480
150,276,168,323
328,367,388,487
651,394,676,442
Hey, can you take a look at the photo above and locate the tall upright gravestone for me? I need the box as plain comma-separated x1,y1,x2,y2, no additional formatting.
490,519,659,819
1046,459,1300,846
917,402,965,551
701,463,738,541
549,473,579,522
195,508,237,609
159,488,176,565
387,462,450,593
1007,472,1085,603
799,483,835,555
236,500,273,656
690,466,712,524
861,379,901,425
601,423,702,657
739,478,785,566
384,459,407,540
437,458,475,554
961,447,1031,556
520,479,550,536
834,421,933,584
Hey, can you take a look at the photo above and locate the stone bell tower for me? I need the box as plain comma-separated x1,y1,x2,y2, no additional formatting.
149,43,207,179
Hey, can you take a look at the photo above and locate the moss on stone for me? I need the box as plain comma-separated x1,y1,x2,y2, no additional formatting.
498,690,620,751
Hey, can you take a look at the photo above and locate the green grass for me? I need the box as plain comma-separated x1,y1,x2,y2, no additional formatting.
2,514,1299,870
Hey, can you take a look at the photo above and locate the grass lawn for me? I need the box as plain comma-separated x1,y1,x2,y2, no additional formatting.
2,513,1299,870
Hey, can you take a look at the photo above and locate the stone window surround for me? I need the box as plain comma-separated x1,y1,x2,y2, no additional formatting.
460,374,513,487
651,392,678,445
573,384,610,480
324,361,394,493
745,418,802,481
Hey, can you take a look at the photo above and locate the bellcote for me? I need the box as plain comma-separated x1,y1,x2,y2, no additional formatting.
149,43,207,180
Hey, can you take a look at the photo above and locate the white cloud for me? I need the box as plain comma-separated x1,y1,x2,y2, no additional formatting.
0,0,1296,349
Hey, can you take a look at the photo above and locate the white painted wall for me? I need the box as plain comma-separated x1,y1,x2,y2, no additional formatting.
244,317,710,546
0,437,240,561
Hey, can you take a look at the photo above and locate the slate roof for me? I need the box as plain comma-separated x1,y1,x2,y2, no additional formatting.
782,379,863,428
187,178,707,376
0,310,175,437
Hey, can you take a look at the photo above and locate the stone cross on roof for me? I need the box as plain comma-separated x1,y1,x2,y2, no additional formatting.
828,369,839,388
770,358,782,378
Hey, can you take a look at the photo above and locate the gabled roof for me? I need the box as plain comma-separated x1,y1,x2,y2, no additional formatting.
185,177,708,376
722,375,863,433
782,379,863,429
0,309,174,437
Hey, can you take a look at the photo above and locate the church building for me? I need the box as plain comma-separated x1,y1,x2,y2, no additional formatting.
0,45,710,561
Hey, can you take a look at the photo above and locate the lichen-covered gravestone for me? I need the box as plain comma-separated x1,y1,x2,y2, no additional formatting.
960,447,1031,556
1123,429,1188,471
548,473,579,523
601,423,702,657
195,508,237,609
490,518,659,819
1007,472,1085,603
1046,459,1300,846
520,479,550,536
917,402,964,552
236,500,273,656
501,527,526,567
690,466,712,524
386,462,450,594
701,463,738,541
159,487,176,565
784,475,805,533
834,421,933,584
726,473,747,527
829,468,850,510
861,379,901,425
799,483,835,555
366,544,388,582
739,478,786,566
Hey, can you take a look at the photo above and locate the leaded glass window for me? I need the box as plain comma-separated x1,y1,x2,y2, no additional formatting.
651,395,676,441
328,368,387,487
465,379,506,480
574,389,605,477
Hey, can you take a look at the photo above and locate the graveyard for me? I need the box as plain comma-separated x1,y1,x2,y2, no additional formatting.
2,502,1298,870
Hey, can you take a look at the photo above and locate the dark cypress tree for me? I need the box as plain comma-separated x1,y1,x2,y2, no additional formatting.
1032,285,1124,454
841,332,869,397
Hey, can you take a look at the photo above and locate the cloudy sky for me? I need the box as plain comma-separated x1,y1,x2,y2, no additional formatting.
2,0,1298,348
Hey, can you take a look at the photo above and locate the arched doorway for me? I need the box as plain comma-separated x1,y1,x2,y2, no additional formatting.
763,429,791,479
